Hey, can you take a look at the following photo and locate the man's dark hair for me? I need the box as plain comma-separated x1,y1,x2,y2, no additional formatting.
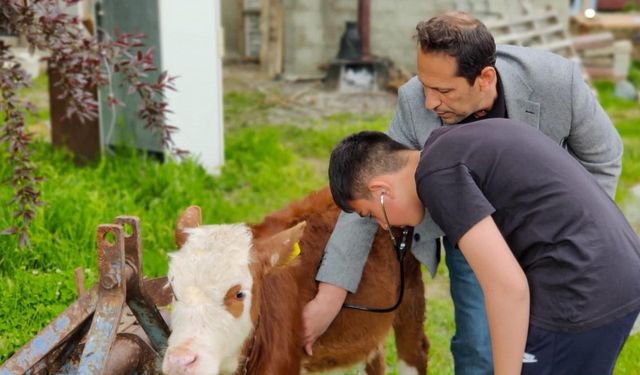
415,11,496,85
329,131,411,213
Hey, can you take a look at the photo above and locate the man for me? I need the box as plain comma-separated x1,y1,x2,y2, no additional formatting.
303,11,622,374
326,123,640,375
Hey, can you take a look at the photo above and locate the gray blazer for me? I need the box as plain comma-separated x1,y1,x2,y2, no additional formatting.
316,44,623,292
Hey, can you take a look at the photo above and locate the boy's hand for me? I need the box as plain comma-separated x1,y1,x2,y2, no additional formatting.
302,282,348,356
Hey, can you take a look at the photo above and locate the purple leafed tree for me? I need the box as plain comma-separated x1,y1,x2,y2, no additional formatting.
0,0,185,247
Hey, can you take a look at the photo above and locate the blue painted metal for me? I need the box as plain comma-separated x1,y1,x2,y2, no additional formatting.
55,360,79,374
77,224,126,374
0,288,98,374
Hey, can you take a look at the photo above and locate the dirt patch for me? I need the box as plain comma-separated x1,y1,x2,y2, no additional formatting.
223,63,398,125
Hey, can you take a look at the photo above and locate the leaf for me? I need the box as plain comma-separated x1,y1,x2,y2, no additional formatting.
19,231,31,249
1,227,17,235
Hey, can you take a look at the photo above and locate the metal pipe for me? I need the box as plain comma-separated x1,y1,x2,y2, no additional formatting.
358,0,370,60
115,216,170,355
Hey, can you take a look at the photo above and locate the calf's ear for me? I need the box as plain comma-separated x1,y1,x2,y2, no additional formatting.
175,206,202,248
254,221,307,272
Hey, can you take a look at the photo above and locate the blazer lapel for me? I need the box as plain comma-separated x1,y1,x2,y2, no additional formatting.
497,60,541,130
514,99,540,129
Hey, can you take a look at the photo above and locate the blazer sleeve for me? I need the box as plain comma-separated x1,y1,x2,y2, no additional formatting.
315,82,421,292
315,211,379,293
567,62,623,198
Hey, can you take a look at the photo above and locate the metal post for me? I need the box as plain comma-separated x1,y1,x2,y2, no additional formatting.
114,216,170,356
357,0,370,60
77,224,127,374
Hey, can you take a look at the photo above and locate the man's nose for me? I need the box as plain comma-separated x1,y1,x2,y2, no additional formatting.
424,89,441,111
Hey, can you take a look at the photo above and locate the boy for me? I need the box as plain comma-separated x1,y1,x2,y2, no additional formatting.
328,118,640,375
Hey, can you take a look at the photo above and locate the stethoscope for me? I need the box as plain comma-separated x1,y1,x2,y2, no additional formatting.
342,191,414,313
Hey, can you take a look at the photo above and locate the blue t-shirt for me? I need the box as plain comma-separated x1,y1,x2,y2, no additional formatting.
416,118,640,332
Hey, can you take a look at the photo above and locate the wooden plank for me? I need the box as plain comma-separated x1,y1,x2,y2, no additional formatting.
493,23,565,45
260,0,283,78
582,48,616,58
571,32,615,50
573,13,640,30
538,38,575,52
485,11,557,30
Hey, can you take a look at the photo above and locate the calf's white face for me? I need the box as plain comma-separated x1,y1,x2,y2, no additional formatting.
162,206,306,375
163,224,255,375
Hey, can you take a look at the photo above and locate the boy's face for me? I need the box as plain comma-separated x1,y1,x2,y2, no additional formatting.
349,190,424,229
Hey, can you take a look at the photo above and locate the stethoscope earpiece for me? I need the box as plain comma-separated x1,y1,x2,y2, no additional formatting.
379,190,397,248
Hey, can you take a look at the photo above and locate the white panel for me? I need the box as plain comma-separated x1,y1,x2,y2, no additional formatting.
159,0,224,175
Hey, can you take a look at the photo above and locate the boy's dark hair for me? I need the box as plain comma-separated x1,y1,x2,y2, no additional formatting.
329,131,411,213
415,11,496,85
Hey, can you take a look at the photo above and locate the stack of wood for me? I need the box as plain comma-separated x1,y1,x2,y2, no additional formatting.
572,32,632,80
485,8,578,60
483,5,632,81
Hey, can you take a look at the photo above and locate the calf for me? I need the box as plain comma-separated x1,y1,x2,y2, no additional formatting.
163,187,429,374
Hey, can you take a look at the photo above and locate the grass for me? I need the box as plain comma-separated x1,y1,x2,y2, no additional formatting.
0,87,390,365
0,74,639,374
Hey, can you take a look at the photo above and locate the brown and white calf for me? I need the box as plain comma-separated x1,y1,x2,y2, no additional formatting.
162,187,429,375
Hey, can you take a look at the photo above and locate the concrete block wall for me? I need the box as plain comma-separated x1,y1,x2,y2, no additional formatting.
281,0,356,79
281,0,449,78
221,0,571,78
368,1,447,75
221,0,241,60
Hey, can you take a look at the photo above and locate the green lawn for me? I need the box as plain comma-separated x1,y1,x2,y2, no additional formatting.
0,75,639,374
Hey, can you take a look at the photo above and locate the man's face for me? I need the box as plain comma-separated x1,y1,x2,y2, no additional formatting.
349,191,424,229
416,49,485,124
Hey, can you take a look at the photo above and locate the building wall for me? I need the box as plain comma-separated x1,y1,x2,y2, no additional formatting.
281,0,356,78
221,0,241,60
220,0,571,78
368,0,451,76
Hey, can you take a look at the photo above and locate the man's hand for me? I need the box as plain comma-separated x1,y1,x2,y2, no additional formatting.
302,282,348,356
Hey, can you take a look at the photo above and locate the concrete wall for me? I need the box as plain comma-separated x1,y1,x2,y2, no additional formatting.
221,0,241,60
281,0,356,78
369,0,452,76
219,0,571,78
280,0,443,78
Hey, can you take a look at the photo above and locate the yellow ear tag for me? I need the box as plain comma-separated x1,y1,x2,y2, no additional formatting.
285,242,302,265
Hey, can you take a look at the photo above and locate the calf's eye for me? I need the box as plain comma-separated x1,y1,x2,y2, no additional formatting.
235,291,246,300
224,285,247,318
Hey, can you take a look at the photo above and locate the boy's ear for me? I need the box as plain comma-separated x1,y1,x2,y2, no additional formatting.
367,179,392,198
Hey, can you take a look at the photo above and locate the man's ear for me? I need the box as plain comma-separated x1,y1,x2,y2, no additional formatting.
476,66,496,91
254,221,307,273
368,178,393,199
175,206,202,248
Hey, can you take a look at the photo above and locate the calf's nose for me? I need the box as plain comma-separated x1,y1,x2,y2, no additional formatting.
164,347,199,374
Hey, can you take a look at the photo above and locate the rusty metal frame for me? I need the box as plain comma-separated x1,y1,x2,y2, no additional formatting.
0,216,173,375
116,216,170,355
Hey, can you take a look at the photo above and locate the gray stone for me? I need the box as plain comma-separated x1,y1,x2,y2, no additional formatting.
614,79,638,101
